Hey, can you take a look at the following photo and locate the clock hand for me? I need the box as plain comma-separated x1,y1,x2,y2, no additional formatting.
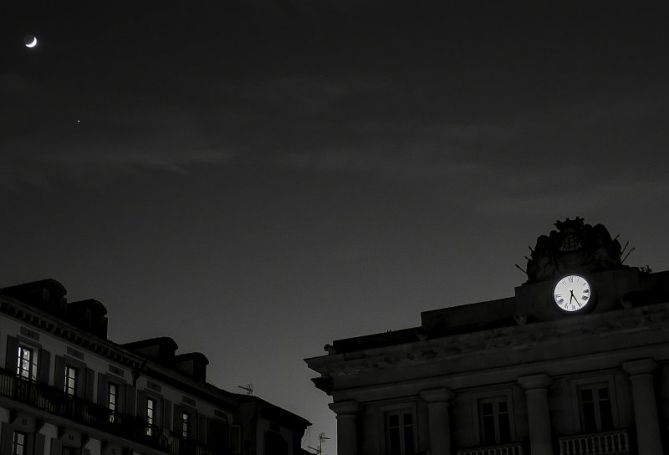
569,290,576,304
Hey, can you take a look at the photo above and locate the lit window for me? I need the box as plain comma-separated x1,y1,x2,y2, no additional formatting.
64,366,77,396
16,346,38,381
182,412,190,438
580,384,613,433
386,411,415,455
108,383,118,422
479,397,512,445
146,398,156,436
12,431,26,455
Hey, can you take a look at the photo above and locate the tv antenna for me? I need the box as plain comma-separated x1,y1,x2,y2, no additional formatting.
620,239,637,264
307,433,330,454
237,383,253,395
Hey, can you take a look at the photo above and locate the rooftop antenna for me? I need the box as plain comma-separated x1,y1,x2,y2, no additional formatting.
237,384,253,395
308,433,330,454
622,247,636,265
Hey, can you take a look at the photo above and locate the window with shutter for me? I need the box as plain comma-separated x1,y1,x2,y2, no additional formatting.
182,412,191,439
17,346,38,381
146,397,156,436
108,383,118,422
64,366,77,396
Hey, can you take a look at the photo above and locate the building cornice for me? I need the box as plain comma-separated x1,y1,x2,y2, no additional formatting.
0,295,144,370
307,301,669,378
0,295,239,410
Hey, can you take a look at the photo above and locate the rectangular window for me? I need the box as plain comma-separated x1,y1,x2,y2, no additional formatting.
108,383,118,422
146,397,156,436
64,366,77,396
16,346,38,381
182,412,191,438
580,384,613,433
12,431,26,455
479,397,512,445
386,411,415,455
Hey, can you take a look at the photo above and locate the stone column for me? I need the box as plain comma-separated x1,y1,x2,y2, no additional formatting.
329,400,359,455
518,374,553,455
622,358,663,455
420,388,454,455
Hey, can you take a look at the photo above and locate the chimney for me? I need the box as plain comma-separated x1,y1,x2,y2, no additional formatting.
0,279,68,316
174,352,209,382
66,299,109,339
123,337,179,364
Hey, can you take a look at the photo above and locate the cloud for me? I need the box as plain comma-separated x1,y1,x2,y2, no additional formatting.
1,54,667,196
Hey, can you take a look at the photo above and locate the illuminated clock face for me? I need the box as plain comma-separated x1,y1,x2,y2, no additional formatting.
553,275,591,312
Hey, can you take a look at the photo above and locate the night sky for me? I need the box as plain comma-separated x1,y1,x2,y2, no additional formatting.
2,2,669,453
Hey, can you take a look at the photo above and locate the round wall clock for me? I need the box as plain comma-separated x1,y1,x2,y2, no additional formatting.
553,274,592,312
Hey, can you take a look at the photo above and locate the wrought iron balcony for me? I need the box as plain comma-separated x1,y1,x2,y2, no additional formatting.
457,442,524,455
558,429,630,455
0,369,220,455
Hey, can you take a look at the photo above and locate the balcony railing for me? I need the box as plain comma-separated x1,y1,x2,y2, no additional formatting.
558,429,630,455
0,369,220,455
457,442,524,455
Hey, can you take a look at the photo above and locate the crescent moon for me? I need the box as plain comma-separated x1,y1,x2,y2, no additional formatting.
25,37,38,48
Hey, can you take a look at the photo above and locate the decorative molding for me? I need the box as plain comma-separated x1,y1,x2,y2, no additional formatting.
20,326,40,340
419,387,453,403
518,374,551,390
329,400,359,416
0,296,144,370
622,358,657,376
312,302,669,377
67,346,85,360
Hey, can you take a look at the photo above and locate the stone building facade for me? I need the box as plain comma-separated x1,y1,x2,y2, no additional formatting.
306,219,669,455
0,279,310,455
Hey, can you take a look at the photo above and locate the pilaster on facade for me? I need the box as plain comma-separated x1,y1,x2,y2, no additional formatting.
329,400,359,455
0,406,9,424
622,358,663,455
621,358,656,376
517,373,551,391
419,387,453,404
420,388,454,455
518,374,553,455
38,423,57,455
83,436,102,455
329,399,359,416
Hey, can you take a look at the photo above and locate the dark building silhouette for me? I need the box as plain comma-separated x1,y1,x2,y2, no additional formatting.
306,218,669,455
0,279,310,455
